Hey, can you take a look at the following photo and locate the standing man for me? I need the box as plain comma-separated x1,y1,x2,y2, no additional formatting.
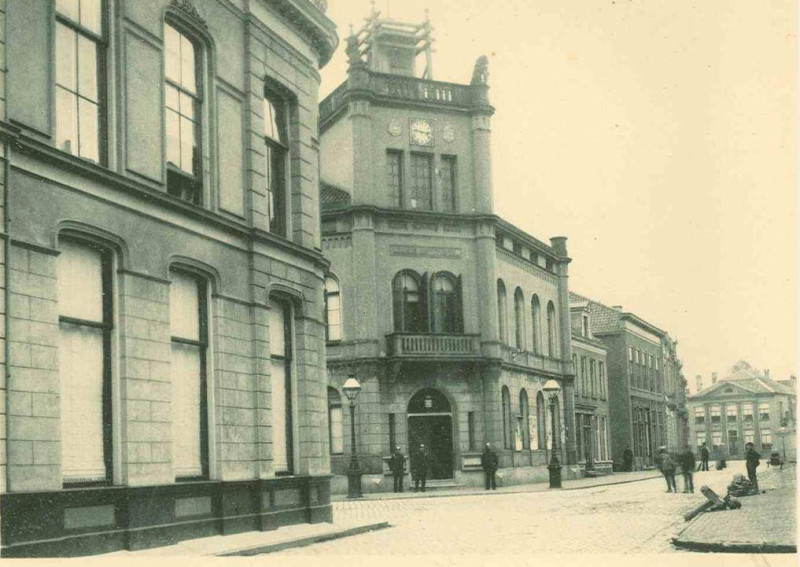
412,443,430,492
623,447,633,472
745,441,761,493
698,442,710,471
657,446,677,493
680,447,695,493
481,443,499,490
389,446,405,493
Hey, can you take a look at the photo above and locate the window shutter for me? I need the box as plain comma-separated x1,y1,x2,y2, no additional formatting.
420,272,429,332
455,275,464,333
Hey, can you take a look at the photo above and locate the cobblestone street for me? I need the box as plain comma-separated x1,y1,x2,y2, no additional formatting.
275,464,793,557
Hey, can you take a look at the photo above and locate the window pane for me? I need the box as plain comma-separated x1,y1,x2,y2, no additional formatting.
164,24,181,84
166,84,179,111
56,87,79,155
166,108,181,167
80,0,102,35
58,240,104,321
78,98,99,162
271,361,288,472
180,115,195,173
60,323,106,482
180,34,196,92
172,342,203,477
264,98,276,139
179,91,194,120
77,35,98,101
170,272,200,340
56,24,77,91
330,405,343,454
269,299,287,356
56,0,80,22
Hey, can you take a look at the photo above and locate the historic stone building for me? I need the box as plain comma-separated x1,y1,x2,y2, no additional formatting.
569,293,684,470
688,362,796,461
0,0,337,556
662,335,689,453
569,298,612,474
319,11,577,493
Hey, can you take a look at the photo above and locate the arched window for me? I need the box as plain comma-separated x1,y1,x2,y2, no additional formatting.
328,387,343,454
502,386,512,449
514,288,525,349
392,271,425,332
431,272,462,333
497,280,508,343
324,276,342,342
531,295,541,354
546,300,557,357
536,391,547,450
165,22,203,204
520,389,530,450
264,86,290,236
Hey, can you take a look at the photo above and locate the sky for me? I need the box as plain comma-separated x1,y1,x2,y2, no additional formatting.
317,0,797,391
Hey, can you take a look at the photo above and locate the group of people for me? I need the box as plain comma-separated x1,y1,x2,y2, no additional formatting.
388,442,501,493
657,441,761,494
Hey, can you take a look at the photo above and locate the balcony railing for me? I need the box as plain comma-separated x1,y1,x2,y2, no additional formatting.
386,333,480,358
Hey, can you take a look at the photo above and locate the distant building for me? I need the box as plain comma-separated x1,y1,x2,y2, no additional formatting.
570,299,612,474
687,362,796,461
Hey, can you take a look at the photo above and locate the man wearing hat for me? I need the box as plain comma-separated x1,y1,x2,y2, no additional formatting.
389,446,405,493
657,446,677,493
481,442,499,490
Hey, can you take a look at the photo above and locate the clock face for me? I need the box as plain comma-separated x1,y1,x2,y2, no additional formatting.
410,120,433,146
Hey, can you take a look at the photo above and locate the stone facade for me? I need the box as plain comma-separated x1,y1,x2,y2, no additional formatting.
319,14,577,494
0,0,337,557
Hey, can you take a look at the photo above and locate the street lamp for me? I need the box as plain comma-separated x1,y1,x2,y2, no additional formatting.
543,379,562,488
342,375,363,498
778,426,789,463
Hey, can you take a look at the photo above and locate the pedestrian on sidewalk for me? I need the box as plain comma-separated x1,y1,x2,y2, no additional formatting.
680,447,695,493
412,443,430,492
481,443,499,490
698,443,710,471
657,446,677,493
745,442,761,493
623,447,633,472
389,446,405,493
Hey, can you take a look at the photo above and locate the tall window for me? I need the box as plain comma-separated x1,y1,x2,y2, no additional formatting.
165,22,202,204
264,90,289,235
328,387,343,454
710,405,721,423
58,239,112,485
513,288,525,349
758,402,770,421
590,360,596,397
270,298,293,474
694,406,705,424
599,362,606,399
324,276,342,342
409,153,433,210
393,271,425,332
742,403,754,422
440,156,456,212
56,0,104,163
546,301,557,357
531,295,541,354
580,357,587,393
520,390,530,450
387,150,403,207
572,354,578,394
169,271,209,479
696,431,706,449
431,272,461,333
497,280,508,343
726,403,738,422
536,392,546,450
501,386,512,449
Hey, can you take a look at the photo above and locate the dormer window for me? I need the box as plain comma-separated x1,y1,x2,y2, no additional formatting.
582,314,590,338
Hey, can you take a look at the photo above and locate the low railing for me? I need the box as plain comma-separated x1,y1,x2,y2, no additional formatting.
386,333,481,357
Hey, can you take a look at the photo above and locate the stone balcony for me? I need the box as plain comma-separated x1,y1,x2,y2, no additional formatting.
385,332,481,358
499,345,564,374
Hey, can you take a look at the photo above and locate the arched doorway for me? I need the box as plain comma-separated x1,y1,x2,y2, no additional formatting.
407,388,454,480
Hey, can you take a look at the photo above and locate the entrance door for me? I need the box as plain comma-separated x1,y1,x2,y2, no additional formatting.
407,388,454,481
728,430,739,456
583,416,594,470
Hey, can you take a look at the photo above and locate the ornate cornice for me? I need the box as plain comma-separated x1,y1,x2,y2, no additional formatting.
168,0,208,28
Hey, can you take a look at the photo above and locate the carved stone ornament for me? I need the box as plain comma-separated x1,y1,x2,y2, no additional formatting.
169,0,208,28
388,118,402,137
442,123,456,143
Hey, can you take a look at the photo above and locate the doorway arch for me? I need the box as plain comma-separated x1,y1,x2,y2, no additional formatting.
407,388,454,480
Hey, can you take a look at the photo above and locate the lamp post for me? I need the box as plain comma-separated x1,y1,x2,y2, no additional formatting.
342,375,362,499
778,426,789,462
543,379,562,488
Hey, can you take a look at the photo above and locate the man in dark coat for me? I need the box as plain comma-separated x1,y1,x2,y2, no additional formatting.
698,443,710,471
481,443,499,490
657,447,677,493
389,446,405,493
680,448,695,493
623,447,633,472
412,443,430,492
745,442,761,493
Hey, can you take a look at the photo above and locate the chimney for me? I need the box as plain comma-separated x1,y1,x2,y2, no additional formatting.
549,236,568,258
711,372,718,385
612,306,623,312
696,375,703,391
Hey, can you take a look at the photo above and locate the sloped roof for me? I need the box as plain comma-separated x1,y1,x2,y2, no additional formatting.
690,375,796,400
569,292,623,334
320,182,351,210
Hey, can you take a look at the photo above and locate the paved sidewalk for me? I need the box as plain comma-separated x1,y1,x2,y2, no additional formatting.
673,465,797,553
331,470,662,502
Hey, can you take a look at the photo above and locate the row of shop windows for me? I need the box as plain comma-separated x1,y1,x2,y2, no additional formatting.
575,413,610,463
54,1,290,232
497,281,558,357
631,407,667,459
694,403,770,424
58,237,296,486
